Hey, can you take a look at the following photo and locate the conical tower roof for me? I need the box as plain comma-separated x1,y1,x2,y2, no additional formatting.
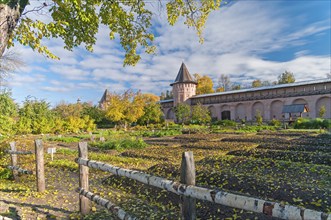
170,63,197,86
99,89,110,103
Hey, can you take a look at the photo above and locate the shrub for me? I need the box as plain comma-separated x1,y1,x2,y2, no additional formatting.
293,118,330,129
269,119,281,127
0,167,12,179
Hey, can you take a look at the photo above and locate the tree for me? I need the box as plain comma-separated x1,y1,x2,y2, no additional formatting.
104,90,145,129
215,87,225,92
53,102,83,119
0,91,17,135
194,73,214,95
81,104,106,124
252,79,262,88
174,103,191,124
231,84,241,90
191,103,211,124
138,102,163,126
16,97,55,134
217,74,231,91
1,0,221,66
278,71,295,84
0,50,23,90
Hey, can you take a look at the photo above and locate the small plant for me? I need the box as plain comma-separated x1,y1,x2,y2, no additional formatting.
0,167,12,179
269,119,281,127
319,106,326,118
255,110,263,126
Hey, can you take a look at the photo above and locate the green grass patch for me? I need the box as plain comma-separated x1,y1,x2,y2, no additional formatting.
45,136,81,143
90,137,147,150
56,148,77,155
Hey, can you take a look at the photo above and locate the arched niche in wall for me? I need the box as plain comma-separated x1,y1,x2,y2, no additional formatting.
166,108,175,119
252,101,264,119
208,105,218,119
221,105,231,120
235,103,246,121
270,100,283,120
316,96,331,118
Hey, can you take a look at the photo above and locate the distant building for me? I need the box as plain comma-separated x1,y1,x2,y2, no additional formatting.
99,89,111,110
160,63,331,121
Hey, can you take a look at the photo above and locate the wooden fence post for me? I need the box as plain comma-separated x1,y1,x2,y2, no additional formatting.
9,142,18,181
180,151,196,220
35,139,45,192
79,142,90,214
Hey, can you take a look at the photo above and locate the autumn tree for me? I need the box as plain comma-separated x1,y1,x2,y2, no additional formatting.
137,94,163,125
174,103,191,124
217,74,231,91
0,0,221,65
191,103,211,124
104,90,146,129
278,71,295,84
252,79,262,88
194,73,214,95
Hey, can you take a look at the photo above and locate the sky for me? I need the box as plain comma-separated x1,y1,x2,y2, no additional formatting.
3,0,331,106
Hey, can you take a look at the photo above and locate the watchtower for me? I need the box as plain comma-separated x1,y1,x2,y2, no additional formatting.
170,63,197,105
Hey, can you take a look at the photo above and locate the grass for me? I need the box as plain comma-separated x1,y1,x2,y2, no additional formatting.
45,136,81,143
89,137,147,150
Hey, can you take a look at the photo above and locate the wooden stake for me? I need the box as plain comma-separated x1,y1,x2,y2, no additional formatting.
78,142,90,214
9,142,18,181
35,139,45,192
180,151,196,220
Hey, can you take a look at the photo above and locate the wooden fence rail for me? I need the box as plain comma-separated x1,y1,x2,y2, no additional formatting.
0,215,13,220
76,142,330,220
7,166,33,175
76,188,137,220
6,140,45,192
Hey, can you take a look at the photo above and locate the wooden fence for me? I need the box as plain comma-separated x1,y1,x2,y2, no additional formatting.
75,142,330,220
5,140,45,192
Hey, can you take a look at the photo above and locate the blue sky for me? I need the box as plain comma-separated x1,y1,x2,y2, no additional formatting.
4,0,331,106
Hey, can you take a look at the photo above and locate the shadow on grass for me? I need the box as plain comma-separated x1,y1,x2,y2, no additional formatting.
0,199,72,219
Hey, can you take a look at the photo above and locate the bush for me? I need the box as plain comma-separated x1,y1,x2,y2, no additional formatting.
269,119,281,127
294,118,330,129
0,167,12,179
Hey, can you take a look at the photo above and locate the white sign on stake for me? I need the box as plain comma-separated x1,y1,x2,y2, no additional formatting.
47,147,56,161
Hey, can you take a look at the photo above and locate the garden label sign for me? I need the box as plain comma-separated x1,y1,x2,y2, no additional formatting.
47,147,56,161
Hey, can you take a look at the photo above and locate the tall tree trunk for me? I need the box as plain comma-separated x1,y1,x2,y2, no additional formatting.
0,3,21,56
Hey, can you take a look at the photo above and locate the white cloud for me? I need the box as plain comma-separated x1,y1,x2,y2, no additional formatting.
9,0,331,105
